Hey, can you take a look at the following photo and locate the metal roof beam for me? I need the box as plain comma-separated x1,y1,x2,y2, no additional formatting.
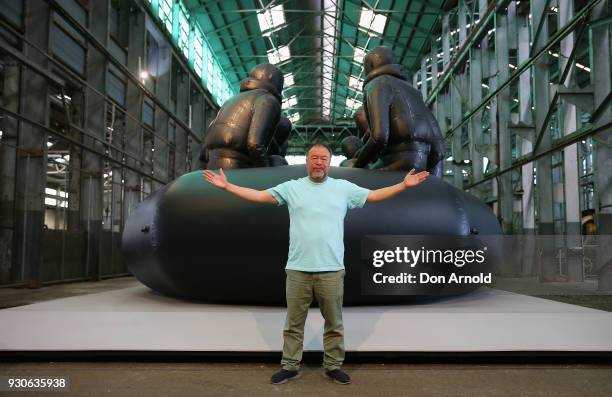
199,8,437,14
361,0,441,12
194,34,429,40
397,1,428,70
199,0,250,81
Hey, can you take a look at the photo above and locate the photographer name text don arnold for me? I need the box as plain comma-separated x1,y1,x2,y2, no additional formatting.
372,272,492,284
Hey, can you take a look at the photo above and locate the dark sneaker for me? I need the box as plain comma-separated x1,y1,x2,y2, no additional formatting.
270,369,300,384
325,369,351,385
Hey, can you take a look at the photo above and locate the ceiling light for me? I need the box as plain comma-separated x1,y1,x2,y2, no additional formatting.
576,63,591,72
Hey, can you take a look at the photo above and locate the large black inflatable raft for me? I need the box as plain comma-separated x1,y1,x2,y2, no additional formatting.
122,165,501,305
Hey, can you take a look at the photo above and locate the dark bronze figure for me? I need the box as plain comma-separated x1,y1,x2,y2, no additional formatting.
339,136,362,167
268,116,292,166
353,47,445,176
202,63,283,169
354,106,370,144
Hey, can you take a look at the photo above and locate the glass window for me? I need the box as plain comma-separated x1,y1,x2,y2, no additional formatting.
178,3,189,58
193,27,204,78
207,49,214,89
142,96,155,127
158,0,173,33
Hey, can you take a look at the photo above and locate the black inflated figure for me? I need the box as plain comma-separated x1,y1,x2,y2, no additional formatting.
202,63,283,169
354,47,445,176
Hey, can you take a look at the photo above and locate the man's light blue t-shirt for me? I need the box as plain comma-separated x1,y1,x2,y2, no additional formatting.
267,176,370,272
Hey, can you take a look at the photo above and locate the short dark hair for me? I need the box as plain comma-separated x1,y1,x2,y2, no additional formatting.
305,142,332,157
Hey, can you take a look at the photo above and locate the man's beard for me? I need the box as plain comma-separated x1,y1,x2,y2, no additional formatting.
309,169,327,181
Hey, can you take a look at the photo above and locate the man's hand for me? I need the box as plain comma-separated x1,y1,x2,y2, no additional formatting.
203,168,228,190
403,169,429,188
367,169,429,203
202,168,278,204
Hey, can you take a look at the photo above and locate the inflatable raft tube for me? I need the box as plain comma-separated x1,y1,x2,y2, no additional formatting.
122,165,501,305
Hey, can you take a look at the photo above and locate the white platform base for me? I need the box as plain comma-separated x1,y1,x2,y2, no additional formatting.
1,286,611,352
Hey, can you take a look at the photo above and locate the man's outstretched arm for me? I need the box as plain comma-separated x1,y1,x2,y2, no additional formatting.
202,169,278,204
367,169,429,203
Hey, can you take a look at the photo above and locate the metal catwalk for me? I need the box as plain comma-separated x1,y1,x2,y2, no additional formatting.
1,287,611,352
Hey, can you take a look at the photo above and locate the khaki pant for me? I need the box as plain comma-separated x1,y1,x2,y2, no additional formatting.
281,269,345,371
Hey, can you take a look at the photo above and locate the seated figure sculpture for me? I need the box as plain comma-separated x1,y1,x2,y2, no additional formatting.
201,63,283,169
347,106,384,169
339,136,362,167
268,116,292,166
353,47,445,176
354,106,370,144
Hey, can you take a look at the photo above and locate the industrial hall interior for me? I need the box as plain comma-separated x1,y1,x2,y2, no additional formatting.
0,0,611,396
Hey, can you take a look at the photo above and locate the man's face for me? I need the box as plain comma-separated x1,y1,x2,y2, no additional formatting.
306,146,331,182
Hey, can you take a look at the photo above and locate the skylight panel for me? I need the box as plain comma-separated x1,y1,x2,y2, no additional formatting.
288,113,300,123
353,47,366,64
359,7,387,35
270,6,285,26
346,97,362,110
257,5,286,34
321,57,333,115
348,75,363,90
321,0,338,119
323,63,333,77
284,73,294,86
278,45,291,61
282,95,297,110
267,45,291,65
322,98,331,112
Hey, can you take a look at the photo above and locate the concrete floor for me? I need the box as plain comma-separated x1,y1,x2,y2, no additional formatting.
0,277,138,309
1,277,611,396
1,362,612,396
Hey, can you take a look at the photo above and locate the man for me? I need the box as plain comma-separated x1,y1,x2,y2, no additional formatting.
202,143,429,385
